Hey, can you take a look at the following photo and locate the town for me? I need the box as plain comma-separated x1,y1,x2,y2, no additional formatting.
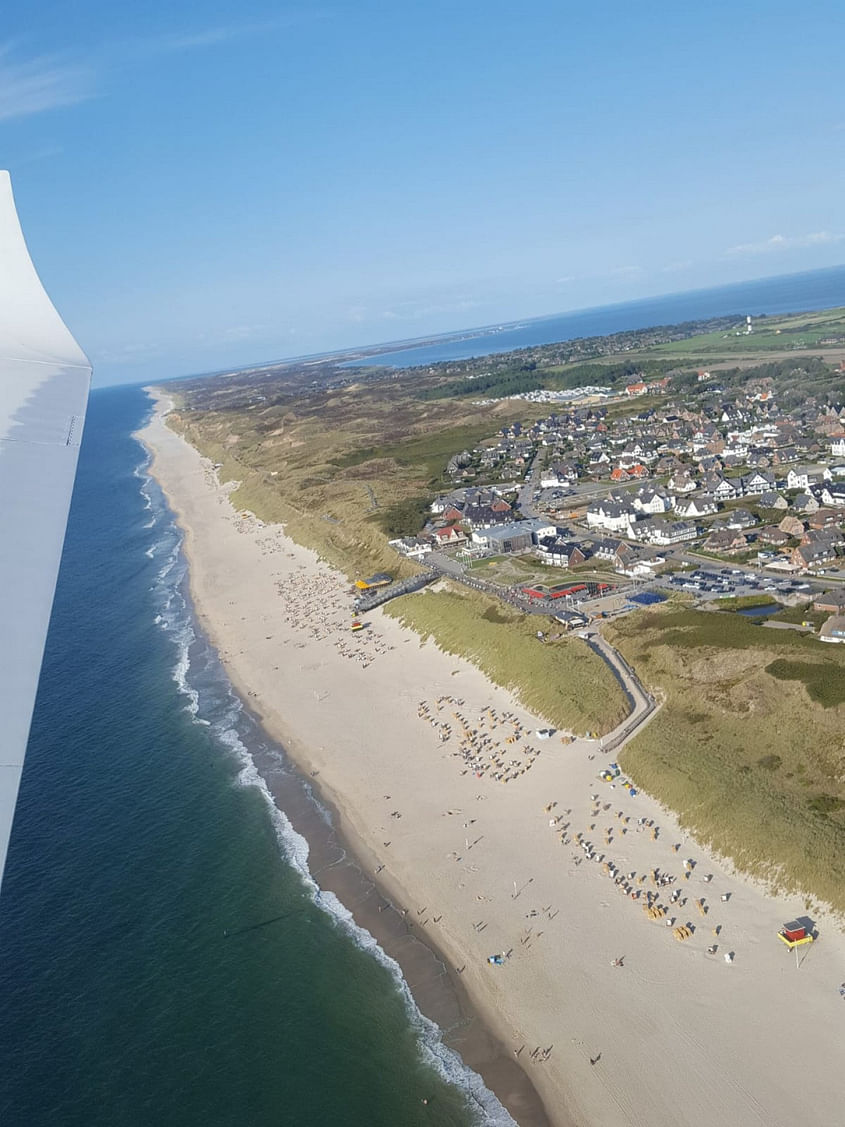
387,370,845,641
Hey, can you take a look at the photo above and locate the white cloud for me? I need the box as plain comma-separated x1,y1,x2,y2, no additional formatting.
147,12,325,55
607,265,643,278
0,44,94,122
725,231,845,257
660,259,694,274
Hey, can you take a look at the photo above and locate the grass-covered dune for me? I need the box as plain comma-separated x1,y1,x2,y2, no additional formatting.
385,583,628,737
606,605,845,913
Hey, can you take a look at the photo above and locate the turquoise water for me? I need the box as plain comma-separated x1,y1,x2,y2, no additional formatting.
0,387,496,1126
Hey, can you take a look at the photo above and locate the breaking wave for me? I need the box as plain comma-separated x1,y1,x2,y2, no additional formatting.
136,461,516,1127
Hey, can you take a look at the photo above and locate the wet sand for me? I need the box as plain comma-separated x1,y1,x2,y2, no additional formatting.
251,730,552,1126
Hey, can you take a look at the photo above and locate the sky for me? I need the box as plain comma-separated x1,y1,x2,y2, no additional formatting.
3,1,845,387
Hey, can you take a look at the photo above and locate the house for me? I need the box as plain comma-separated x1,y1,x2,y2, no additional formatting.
432,525,466,546
787,466,829,491
793,492,819,514
724,509,758,531
758,490,788,510
742,470,776,495
586,501,639,534
791,542,836,570
625,381,647,396
389,536,434,560
778,515,805,537
758,526,790,547
808,508,842,530
813,590,845,614
461,504,513,529
818,482,845,508
593,538,632,563
632,488,673,515
610,463,648,481
830,435,845,458
540,461,579,488
640,520,698,546
674,493,718,518
615,548,667,577
801,527,844,551
710,476,740,501
703,529,748,554
668,470,697,494
535,537,587,568
819,615,845,643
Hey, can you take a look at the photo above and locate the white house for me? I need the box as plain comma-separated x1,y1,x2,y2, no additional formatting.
712,477,741,501
637,520,698,546
742,470,776,495
585,501,638,535
819,482,845,508
389,537,433,561
674,493,718,518
787,466,830,491
668,471,697,494
830,436,845,458
632,488,673,515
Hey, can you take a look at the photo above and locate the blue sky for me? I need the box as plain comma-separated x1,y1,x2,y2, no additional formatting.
4,1,845,386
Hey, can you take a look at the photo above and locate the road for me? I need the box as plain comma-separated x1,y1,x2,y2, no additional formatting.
579,627,658,752
424,548,659,748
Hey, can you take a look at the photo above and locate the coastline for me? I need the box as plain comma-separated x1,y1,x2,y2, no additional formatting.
141,389,845,1127
139,397,552,1125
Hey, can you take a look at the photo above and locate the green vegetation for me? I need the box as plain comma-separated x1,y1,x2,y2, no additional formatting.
331,421,506,483
377,495,432,537
464,553,556,588
770,603,825,628
714,594,779,612
386,583,627,736
606,605,845,912
416,358,680,402
652,307,845,358
766,659,845,707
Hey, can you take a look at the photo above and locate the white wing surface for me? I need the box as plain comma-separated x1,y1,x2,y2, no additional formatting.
0,171,91,898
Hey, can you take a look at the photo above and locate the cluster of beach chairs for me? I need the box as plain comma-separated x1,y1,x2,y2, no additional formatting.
417,697,542,784
272,568,394,668
553,796,735,956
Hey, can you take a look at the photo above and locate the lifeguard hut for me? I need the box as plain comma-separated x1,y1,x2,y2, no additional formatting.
777,920,815,968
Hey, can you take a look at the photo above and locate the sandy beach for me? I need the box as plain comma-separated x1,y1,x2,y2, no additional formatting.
142,392,845,1127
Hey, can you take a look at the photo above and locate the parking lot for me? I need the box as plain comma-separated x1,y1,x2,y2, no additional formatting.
662,567,814,602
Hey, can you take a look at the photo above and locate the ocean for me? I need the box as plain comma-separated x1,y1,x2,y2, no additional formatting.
353,264,845,369
2,263,844,1127
0,386,507,1127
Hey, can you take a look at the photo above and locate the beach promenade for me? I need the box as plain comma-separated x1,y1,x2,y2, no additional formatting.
142,393,845,1127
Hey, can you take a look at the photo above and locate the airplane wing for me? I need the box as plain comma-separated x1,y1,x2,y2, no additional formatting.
0,170,92,899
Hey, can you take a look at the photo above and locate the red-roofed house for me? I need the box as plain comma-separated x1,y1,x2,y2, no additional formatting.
433,525,466,546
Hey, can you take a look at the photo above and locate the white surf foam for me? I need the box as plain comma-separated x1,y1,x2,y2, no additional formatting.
137,449,516,1126
229,741,516,1126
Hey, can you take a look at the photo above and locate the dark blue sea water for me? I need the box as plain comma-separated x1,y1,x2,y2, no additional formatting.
0,386,509,1127
355,264,845,369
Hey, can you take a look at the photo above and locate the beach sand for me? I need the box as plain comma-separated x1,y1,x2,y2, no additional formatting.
142,393,845,1127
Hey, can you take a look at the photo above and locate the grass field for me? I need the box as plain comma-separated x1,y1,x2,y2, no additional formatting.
385,583,628,736
648,307,845,358
606,605,845,912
